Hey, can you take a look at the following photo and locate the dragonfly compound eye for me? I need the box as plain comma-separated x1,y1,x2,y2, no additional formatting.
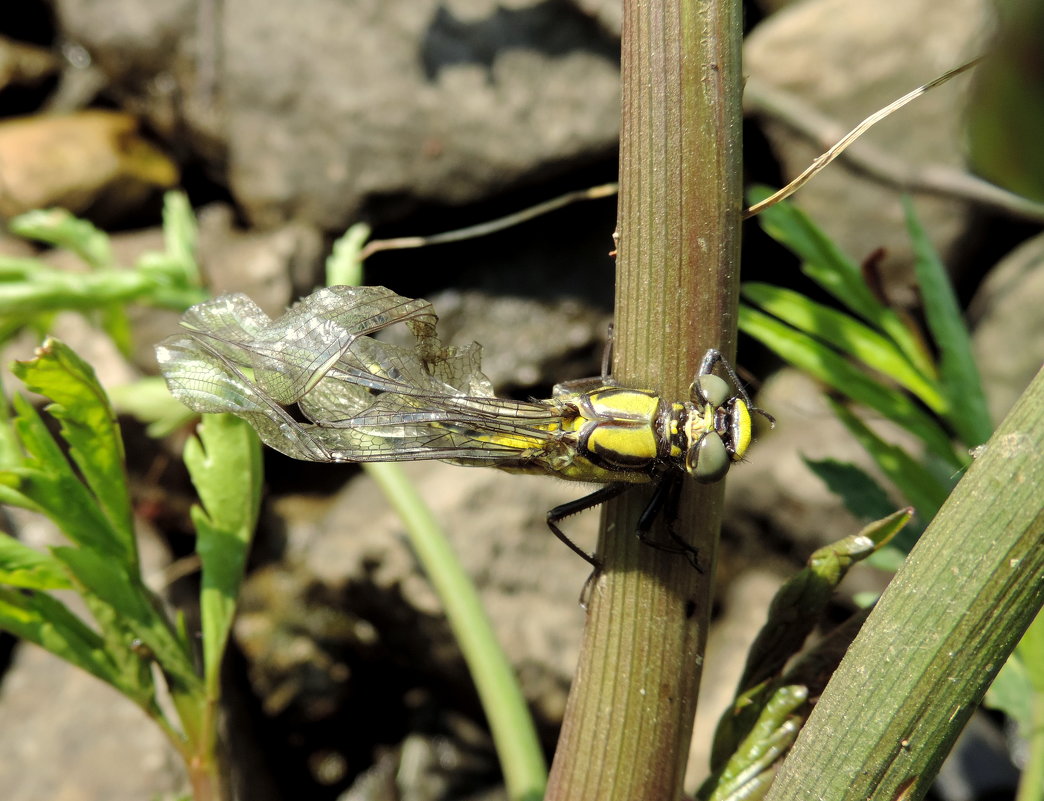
686,432,730,483
692,373,730,408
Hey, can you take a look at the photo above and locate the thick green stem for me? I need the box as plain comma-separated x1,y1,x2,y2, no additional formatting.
764,367,1044,801
545,1,744,799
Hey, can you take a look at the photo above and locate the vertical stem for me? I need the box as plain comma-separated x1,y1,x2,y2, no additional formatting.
545,1,743,800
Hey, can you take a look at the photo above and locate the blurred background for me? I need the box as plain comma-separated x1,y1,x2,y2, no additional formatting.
0,1,1040,799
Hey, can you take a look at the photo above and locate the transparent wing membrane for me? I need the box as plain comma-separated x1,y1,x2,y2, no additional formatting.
156,285,564,465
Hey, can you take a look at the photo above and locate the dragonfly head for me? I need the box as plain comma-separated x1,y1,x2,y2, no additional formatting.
682,373,768,483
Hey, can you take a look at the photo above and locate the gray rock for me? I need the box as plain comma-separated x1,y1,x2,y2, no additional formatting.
744,0,990,301
52,0,621,230
969,231,1044,424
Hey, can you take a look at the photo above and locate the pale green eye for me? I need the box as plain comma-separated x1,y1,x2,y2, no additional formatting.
688,433,729,483
693,374,730,408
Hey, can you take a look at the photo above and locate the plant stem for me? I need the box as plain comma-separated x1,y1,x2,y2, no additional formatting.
763,367,1044,801
366,463,547,801
545,1,744,799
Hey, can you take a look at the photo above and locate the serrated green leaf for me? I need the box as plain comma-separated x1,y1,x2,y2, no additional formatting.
903,198,992,447
0,585,115,682
0,389,21,470
742,283,946,413
7,208,113,270
51,545,200,694
0,533,73,590
1,395,127,557
0,268,155,316
828,398,951,521
184,414,261,690
160,191,200,285
738,305,960,465
11,339,135,562
752,191,934,377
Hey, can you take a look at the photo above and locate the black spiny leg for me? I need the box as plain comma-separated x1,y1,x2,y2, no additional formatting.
546,482,631,568
635,473,703,572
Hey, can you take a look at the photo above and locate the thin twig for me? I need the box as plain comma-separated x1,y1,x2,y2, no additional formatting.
743,57,1044,222
360,59,1044,264
358,181,619,261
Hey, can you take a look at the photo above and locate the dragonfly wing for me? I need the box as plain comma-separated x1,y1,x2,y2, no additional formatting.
179,286,440,405
158,285,566,468
156,334,334,461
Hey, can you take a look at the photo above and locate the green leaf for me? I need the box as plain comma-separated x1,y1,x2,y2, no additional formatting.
160,191,201,286
325,222,371,287
51,545,199,693
0,585,117,683
7,208,113,270
706,685,807,801
0,388,22,470
1020,606,1044,693
0,533,73,590
0,395,129,558
800,457,894,522
828,398,952,521
742,283,946,413
752,192,934,377
738,305,960,465
903,198,992,447
10,339,136,562
97,304,135,357
184,414,261,691
801,458,921,568
0,268,153,315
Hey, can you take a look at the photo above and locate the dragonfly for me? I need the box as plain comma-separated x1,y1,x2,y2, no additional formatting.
156,285,772,566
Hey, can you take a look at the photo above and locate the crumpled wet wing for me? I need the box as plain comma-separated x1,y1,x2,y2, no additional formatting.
176,286,441,405
156,334,332,461
156,285,568,466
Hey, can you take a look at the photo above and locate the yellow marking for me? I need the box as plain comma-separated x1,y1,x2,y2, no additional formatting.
586,424,659,464
586,388,660,418
731,400,753,460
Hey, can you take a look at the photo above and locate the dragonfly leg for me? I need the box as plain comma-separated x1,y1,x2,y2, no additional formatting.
635,474,703,572
546,482,631,568
696,349,747,403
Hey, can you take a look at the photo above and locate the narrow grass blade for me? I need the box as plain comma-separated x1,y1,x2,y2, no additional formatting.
365,462,547,801
738,305,959,464
753,192,934,376
742,283,946,412
903,197,992,445
828,399,952,521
